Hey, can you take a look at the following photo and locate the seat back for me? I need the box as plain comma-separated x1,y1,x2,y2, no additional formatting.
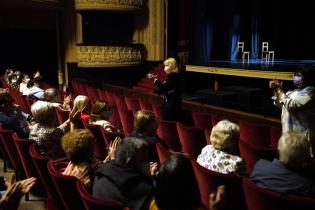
139,100,152,111
151,104,163,120
176,123,207,159
270,127,282,149
125,97,140,113
239,140,278,173
156,143,173,164
29,144,64,208
243,178,315,210
76,181,127,210
0,129,24,174
157,120,181,152
191,112,212,130
55,108,69,125
85,124,108,159
191,160,245,210
114,95,128,110
239,120,271,147
47,159,85,210
99,126,124,147
118,109,134,137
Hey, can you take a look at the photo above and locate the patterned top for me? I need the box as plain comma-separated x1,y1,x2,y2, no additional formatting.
273,86,315,142
29,123,67,159
197,145,245,174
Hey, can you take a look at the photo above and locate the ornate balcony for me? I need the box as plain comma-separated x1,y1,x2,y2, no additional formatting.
77,44,144,67
75,0,143,11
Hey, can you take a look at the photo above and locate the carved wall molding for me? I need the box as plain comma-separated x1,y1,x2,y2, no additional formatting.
75,0,143,11
77,45,144,67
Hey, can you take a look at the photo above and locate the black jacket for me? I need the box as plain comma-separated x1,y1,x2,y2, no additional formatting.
92,160,154,210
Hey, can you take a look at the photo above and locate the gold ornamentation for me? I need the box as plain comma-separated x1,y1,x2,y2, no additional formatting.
75,0,143,11
77,45,143,67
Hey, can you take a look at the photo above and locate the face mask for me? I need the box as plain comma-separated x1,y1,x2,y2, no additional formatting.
25,78,30,83
164,66,170,74
293,75,303,87
11,80,17,83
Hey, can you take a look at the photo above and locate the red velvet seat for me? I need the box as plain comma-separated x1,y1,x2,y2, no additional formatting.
114,95,128,110
12,133,45,193
86,86,100,104
55,108,69,125
76,180,128,210
99,126,124,147
157,120,182,152
0,129,24,176
117,109,134,137
176,123,207,159
151,104,163,120
270,126,282,149
84,123,108,159
239,120,271,147
125,97,140,113
204,127,211,145
47,159,85,210
239,139,278,173
29,144,64,210
191,112,213,130
105,91,117,107
156,143,173,164
108,105,122,130
191,160,245,210
98,89,108,101
139,100,152,111
243,178,315,210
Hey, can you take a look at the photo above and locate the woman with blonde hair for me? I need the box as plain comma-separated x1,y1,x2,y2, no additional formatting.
147,58,183,121
89,100,116,132
197,120,246,175
69,95,90,131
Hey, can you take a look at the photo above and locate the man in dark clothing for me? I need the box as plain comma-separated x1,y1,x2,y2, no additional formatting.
0,91,29,138
92,137,154,210
250,132,315,198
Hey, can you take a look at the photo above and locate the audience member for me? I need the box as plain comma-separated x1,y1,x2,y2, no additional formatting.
19,74,30,94
89,100,116,132
24,78,44,100
0,174,36,210
69,95,90,131
43,88,72,111
152,153,206,210
147,57,183,121
197,120,246,175
250,132,315,198
0,91,30,138
131,110,168,162
270,64,315,154
61,129,103,188
30,101,70,159
92,137,154,210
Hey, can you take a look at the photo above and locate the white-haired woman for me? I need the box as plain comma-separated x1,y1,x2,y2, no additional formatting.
147,58,183,121
197,120,246,175
29,101,70,159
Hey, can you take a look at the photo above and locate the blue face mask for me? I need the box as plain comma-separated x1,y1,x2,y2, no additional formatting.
293,75,303,87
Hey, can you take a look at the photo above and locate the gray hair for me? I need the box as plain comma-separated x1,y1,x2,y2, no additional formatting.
210,120,239,152
278,132,310,168
31,101,56,125
44,88,60,102
115,137,148,166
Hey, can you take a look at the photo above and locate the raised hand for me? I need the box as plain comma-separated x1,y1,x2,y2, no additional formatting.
147,73,157,80
209,185,225,210
104,137,121,163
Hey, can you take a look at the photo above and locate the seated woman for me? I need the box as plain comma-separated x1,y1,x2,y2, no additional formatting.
197,120,246,175
61,129,103,188
151,153,206,210
131,110,168,162
69,95,90,131
89,100,116,132
30,101,70,159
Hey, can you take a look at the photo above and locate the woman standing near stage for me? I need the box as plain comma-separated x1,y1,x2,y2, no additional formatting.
269,64,315,154
147,58,183,121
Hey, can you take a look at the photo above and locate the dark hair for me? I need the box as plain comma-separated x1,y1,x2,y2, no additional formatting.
296,64,315,86
27,79,35,88
115,137,148,167
0,92,12,107
155,154,201,210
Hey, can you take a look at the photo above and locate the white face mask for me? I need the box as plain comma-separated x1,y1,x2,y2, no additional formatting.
25,78,30,83
11,80,17,83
